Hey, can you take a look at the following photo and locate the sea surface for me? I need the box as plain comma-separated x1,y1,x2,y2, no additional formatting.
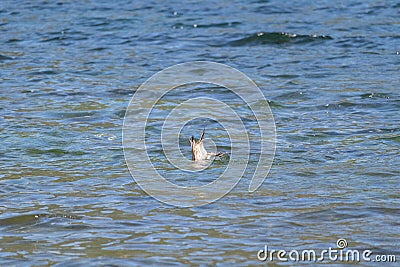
1,0,399,266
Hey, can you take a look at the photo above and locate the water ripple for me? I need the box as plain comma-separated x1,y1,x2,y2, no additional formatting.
224,32,333,46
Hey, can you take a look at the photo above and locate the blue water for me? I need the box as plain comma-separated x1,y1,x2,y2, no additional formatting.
1,0,399,266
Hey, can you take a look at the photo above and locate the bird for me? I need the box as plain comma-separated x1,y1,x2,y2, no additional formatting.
189,129,224,161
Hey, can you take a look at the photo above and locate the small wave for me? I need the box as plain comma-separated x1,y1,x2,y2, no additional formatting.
193,21,241,28
28,70,58,76
335,36,377,49
291,207,390,222
0,213,82,227
226,32,333,46
0,54,13,61
27,148,86,156
56,111,95,118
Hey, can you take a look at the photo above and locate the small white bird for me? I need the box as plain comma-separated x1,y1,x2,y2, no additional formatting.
189,129,224,161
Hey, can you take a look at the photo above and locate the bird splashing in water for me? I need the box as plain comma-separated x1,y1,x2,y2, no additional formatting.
189,129,224,161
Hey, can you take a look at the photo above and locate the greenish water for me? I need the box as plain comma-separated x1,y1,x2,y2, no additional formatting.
1,0,399,266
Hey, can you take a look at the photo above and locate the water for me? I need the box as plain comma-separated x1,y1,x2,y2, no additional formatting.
1,0,399,265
